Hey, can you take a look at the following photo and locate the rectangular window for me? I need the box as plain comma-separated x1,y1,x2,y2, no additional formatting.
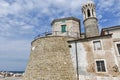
61,25,66,33
93,41,102,50
96,60,106,72
117,44,120,55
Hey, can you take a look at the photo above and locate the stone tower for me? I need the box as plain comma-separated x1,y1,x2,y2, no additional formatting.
23,36,77,80
51,17,80,38
82,0,99,38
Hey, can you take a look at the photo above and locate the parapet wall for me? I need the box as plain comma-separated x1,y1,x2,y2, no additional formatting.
23,36,76,80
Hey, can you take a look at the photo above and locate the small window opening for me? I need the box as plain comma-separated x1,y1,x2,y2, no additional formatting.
96,60,106,72
117,44,120,55
68,45,72,48
93,41,102,50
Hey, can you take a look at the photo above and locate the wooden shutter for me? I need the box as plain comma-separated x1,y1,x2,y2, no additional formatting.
61,25,66,32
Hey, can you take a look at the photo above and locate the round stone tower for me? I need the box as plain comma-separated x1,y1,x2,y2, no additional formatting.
23,36,76,80
82,0,99,38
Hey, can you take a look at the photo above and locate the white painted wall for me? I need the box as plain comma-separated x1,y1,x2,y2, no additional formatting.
105,29,120,39
69,42,88,75
107,29,120,71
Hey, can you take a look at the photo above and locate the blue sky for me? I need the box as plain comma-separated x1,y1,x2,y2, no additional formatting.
0,0,120,71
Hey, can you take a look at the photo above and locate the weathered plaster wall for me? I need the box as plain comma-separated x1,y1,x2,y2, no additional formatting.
23,36,76,80
105,28,120,73
114,41,120,69
69,36,120,77
92,37,120,76
70,42,88,75
105,29,120,39
111,29,120,72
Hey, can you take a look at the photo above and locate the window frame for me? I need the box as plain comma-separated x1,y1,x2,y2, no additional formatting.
115,42,120,56
95,59,107,73
61,25,66,33
93,40,102,51
117,44,120,55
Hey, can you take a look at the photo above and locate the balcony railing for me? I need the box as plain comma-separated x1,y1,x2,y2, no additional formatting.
34,32,52,40
34,31,80,40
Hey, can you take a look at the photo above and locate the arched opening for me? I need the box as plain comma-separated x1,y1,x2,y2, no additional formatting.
87,9,91,17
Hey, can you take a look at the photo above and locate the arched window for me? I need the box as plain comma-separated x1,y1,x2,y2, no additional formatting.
87,9,91,17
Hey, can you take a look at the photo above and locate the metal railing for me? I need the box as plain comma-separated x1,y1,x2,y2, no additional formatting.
34,32,52,40
34,31,80,40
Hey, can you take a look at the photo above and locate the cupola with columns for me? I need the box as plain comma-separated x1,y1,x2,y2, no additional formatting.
82,0,99,38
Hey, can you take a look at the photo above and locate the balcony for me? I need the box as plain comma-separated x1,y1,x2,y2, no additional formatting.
34,31,80,40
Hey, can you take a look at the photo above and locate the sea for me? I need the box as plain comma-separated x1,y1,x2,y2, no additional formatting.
8,71,24,74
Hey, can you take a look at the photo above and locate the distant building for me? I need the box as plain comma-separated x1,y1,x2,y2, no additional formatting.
23,0,120,80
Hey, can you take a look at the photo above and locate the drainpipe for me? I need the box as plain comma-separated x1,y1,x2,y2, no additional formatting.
75,41,79,80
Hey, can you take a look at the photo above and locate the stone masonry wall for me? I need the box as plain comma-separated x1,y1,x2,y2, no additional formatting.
23,36,76,80
52,19,80,38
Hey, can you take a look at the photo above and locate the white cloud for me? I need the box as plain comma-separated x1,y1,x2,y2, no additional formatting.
0,38,31,52
97,15,102,20
100,19,108,23
0,0,89,38
117,19,120,25
96,0,120,16
0,37,31,71
21,25,34,30
97,0,114,10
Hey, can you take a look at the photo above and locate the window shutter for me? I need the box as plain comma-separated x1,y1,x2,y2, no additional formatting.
61,25,66,32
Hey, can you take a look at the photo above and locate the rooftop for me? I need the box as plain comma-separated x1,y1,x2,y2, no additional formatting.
102,25,120,31
51,17,80,25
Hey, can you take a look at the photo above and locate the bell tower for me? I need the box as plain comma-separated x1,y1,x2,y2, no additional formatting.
82,0,99,38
